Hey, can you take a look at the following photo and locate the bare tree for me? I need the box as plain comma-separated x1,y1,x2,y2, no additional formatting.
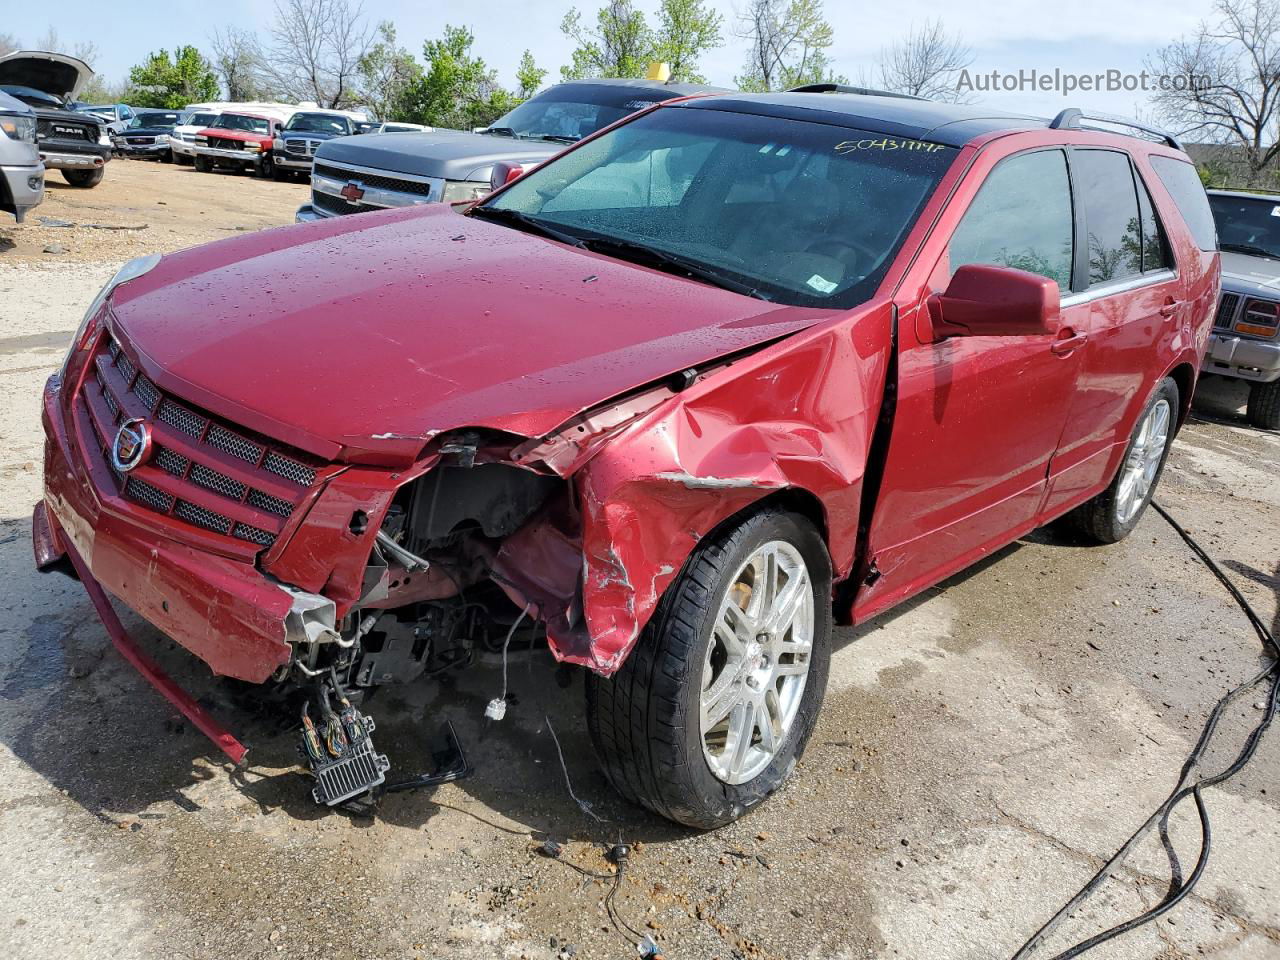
879,20,973,102
734,0,841,92
267,0,373,107
0,33,20,57
1148,0,1280,174
210,26,272,101
30,26,99,67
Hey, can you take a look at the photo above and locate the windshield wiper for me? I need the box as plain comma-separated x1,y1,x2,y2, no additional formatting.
468,205,585,247
575,235,772,301
538,134,579,144
1221,241,1279,259
484,126,518,138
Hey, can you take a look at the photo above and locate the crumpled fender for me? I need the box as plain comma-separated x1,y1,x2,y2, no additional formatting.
562,302,893,673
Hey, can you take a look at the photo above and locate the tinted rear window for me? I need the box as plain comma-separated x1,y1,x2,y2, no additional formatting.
1074,149,1143,285
1150,156,1216,251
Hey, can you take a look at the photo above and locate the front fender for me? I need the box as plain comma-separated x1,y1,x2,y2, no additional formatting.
562,303,894,673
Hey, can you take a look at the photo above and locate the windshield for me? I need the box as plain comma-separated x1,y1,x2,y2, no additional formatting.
486,83,671,143
2,85,62,109
481,107,956,307
131,112,181,129
1210,194,1280,259
284,112,349,134
213,114,271,134
187,112,218,127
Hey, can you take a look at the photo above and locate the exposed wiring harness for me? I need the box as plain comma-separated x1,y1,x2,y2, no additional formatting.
1013,500,1279,959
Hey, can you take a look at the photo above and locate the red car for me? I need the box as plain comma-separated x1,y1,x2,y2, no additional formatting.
192,111,282,178
33,90,1218,826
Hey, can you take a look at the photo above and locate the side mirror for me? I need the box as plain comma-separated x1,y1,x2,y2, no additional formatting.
489,160,525,192
928,264,1061,339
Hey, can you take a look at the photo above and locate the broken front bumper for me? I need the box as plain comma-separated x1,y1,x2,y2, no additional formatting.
35,375,295,683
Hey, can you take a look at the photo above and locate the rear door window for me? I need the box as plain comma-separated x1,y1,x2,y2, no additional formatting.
948,149,1074,290
1072,149,1143,286
1150,156,1217,251
1134,168,1173,272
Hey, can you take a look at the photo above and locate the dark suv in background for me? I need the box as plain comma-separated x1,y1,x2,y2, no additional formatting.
271,110,362,180
296,77,722,220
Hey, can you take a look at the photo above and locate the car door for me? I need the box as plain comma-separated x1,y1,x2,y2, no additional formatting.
1040,149,1183,514
854,146,1091,620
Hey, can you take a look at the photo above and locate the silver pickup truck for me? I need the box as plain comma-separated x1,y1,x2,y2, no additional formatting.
296,78,720,221
1206,189,1280,428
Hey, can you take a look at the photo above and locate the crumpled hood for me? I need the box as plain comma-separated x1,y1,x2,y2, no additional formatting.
111,204,829,465
1221,249,1280,293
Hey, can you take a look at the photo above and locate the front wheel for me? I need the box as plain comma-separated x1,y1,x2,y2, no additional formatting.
1062,377,1179,543
194,155,211,172
257,154,275,179
1246,380,1280,430
586,507,832,829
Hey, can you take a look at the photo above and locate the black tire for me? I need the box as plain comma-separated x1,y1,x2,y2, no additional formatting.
61,167,104,188
1246,380,1280,430
257,154,275,179
272,164,288,181
585,507,832,829
1062,377,1180,544
194,155,212,173
161,149,173,164
176,153,193,166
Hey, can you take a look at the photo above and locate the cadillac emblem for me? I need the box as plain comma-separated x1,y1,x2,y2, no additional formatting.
111,417,152,473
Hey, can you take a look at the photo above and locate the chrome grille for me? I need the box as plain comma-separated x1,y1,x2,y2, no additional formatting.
155,447,189,476
234,523,276,546
133,374,161,411
175,500,232,534
207,423,263,464
82,333,326,550
263,452,316,486
247,489,295,517
190,462,248,501
125,476,175,512
158,398,207,437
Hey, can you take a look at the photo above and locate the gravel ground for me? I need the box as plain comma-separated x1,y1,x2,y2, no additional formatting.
1,164,1277,960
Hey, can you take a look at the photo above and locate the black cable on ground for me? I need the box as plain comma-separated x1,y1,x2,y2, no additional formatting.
1012,500,1279,959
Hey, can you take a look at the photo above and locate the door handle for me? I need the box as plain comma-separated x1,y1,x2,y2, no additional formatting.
1050,331,1088,356
1159,297,1182,318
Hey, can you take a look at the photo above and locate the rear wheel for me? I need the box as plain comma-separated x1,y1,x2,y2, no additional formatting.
586,507,832,829
62,167,103,188
1246,380,1280,430
1062,377,1179,543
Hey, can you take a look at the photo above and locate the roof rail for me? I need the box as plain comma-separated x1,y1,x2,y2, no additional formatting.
786,83,925,101
1048,107,1183,151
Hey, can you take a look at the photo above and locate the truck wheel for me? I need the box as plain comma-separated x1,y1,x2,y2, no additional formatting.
585,507,832,829
1246,380,1280,430
1062,377,1179,543
257,155,275,179
161,149,173,164
62,167,104,188
194,155,211,172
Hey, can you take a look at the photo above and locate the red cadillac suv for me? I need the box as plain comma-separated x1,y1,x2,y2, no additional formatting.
33,89,1218,826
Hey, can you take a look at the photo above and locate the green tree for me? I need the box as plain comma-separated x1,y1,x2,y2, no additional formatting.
515,49,546,99
126,46,219,108
394,25,515,130
357,22,421,120
652,0,723,83
735,0,844,92
560,0,652,80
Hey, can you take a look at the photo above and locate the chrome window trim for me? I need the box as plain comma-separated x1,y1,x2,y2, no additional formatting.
1060,269,1177,308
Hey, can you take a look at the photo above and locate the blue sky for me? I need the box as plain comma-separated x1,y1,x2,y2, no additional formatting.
14,0,1210,119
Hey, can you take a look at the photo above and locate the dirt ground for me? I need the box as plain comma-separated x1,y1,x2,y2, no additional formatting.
1,158,1278,960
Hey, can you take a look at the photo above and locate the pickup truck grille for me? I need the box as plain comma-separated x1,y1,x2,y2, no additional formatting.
126,136,157,145
75,331,323,552
36,117,96,142
313,162,433,196
1215,293,1240,330
208,136,246,151
285,139,322,156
